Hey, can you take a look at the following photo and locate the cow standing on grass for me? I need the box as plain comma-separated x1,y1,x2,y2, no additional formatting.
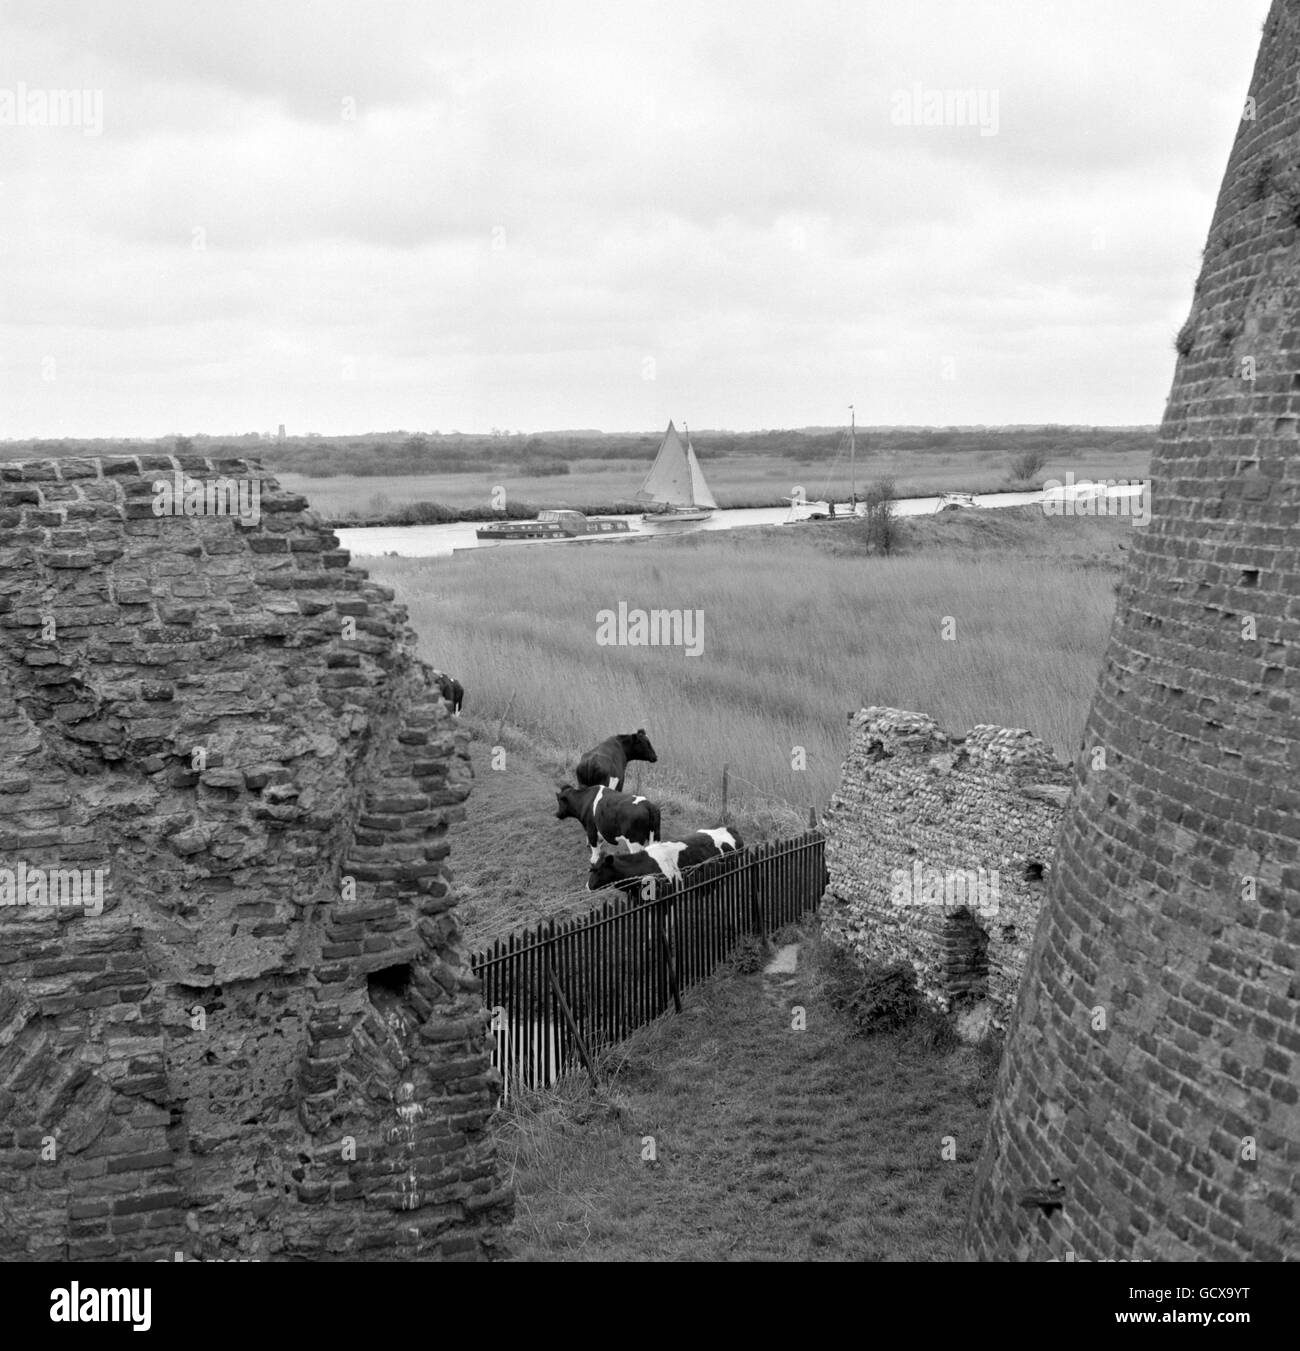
575,729,657,792
555,784,661,865
432,670,464,716
586,827,744,893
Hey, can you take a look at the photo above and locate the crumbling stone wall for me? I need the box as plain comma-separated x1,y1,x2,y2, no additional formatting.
0,454,511,1260
820,707,1070,1034
966,0,1300,1261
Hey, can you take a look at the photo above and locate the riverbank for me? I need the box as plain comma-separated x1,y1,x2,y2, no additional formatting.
289,446,1151,527
315,479,1043,529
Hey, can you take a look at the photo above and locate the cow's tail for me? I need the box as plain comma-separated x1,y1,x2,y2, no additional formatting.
648,803,661,843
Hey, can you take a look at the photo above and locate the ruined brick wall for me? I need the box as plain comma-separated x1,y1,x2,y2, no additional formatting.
820,707,1070,1034
0,455,511,1260
966,0,1300,1261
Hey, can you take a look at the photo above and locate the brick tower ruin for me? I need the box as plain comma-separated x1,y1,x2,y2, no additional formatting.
0,455,511,1260
966,0,1300,1261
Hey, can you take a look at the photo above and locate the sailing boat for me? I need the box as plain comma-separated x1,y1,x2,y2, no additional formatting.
636,421,718,525
787,406,862,523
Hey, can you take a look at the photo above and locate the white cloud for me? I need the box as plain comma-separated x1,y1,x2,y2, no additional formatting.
0,0,1274,436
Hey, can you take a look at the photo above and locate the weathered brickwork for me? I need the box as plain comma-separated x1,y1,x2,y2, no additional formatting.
0,455,511,1260
820,708,1070,1034
967,1,1300,1261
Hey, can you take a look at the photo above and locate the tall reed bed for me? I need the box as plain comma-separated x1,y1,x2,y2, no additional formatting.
364,527,1116,814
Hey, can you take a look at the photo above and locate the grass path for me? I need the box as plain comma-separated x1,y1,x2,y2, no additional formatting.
493,935,995,1261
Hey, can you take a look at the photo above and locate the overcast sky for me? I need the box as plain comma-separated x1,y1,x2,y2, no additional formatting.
0,0,1274,438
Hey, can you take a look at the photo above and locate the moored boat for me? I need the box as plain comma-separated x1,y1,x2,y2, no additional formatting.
787,405,862,523
475,509,632,542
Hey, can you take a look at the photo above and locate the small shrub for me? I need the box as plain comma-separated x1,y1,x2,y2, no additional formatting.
728,933,768,974
1008,449,1047,481
823,953,923,1036
856,476,902,555
391,500,457,525
1174,317,1195,358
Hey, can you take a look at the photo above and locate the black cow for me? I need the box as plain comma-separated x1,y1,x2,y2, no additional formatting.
432,670,463,716
586,827,744,892
554,783,661,865
575,729,657,791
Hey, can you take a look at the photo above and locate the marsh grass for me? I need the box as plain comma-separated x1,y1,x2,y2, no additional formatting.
366,512,1123,813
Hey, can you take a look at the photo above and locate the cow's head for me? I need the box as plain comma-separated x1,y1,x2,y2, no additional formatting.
626,728,658,763
554,785,579,820
586,855,620,891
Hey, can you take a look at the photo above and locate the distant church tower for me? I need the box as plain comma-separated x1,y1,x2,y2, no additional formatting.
966,0,1300,1261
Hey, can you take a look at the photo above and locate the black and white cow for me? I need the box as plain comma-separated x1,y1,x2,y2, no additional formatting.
575,729,657,792
586,826,744,892
432,670,464,716
554,783,661,865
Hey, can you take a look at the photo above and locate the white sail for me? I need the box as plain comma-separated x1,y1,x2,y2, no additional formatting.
684,438,718,509
636,421,717,508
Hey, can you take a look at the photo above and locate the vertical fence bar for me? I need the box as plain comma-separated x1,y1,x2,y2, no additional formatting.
602,901,609,1047
625,892,633,1042
531,924,542,1090
618,893,628,1044
516,929,526,1093
641,891,650,1029
542,924,553,1088
593,899,604,1055
556,919,571,1080
505,932,517,1095
673,889,684,1002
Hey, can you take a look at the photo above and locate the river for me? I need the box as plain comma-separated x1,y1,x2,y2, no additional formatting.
333,485,1144,558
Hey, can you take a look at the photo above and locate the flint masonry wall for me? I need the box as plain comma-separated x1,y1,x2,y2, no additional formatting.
820,707,1071,1034
967,0,1300,1261
0,454,511,1261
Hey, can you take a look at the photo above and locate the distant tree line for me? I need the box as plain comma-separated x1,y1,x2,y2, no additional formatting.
0,426,1157,478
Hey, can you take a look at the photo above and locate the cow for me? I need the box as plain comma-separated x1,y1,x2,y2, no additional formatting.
575,729,657,792
432,670,464,716
554,783,661,865
586,826,744,893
